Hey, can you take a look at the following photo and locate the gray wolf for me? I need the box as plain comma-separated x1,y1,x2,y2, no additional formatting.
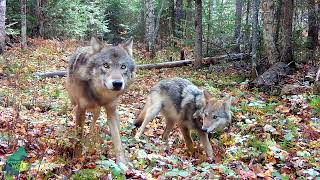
133,78,232,157
66,37,135,163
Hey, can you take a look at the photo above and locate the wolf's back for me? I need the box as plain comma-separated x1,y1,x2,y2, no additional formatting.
153,78,193,111
67,45,96,76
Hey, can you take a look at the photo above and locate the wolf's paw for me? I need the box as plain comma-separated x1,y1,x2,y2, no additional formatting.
134,134,141,141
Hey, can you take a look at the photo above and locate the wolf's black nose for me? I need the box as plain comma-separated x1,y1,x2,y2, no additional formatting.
112,80,123,90
201,128,208,133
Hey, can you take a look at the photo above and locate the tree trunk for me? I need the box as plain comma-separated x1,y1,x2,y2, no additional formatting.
251,0,260,79
261,0,280,65
306,0,319,63
153,0,164,46
206,0,213,56
168,0,175,36
279,0,294,63
185,0,193,38
233,0,242,53
144,0,155,57
175,0,183,37
34,0,44,37
193,0,203,68
274,0,281,46
0,0,6,54
244,0,251,52
21,0,27,49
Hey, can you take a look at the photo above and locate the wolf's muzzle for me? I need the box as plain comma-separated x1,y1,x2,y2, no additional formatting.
112,80,123,91
201,127,208,133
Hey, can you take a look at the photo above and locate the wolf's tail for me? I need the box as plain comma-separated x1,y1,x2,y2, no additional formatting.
134,105,147,127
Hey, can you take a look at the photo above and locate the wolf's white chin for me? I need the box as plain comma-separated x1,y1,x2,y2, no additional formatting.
206,126,215,133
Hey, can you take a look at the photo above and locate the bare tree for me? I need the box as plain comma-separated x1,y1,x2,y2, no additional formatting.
0,0,5,54
306,0,319,63
21,0,27,49
168,0,175,36
251,0,260,78
261,0,280,64
145,0,164,57
233,0,242,53
185,0,193,38
279,0,294,63
206,0,213,56
34,0,44,37
145,0,155,55
175,0,183,37
193,0,203,68
244,0,251,51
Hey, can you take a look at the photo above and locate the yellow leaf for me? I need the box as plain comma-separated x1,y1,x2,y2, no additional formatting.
19,161,29,172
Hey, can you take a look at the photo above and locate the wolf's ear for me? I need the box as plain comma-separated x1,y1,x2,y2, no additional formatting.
223,96,233,111
90,37,103,53
122,37,133,57
203,90,213,100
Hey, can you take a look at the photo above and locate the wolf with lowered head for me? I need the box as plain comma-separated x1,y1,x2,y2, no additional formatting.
134,78,232,158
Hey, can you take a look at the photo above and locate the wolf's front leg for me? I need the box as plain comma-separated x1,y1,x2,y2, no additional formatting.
198,130,213,158
105,105,126,164
74,106,86,158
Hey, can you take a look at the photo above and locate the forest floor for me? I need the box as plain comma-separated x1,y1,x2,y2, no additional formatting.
0,39,319,179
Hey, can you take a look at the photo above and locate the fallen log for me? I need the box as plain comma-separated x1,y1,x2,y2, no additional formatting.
256,62,292,89
34,53,250,78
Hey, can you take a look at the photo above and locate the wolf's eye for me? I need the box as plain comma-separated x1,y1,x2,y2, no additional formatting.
212,115,218,119
103,63,110,69
121,64,127,70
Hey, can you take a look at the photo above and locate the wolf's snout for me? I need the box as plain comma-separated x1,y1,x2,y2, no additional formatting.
112,80,123,90
201,127,208,133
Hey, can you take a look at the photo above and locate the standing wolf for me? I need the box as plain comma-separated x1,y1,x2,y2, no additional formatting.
66,37,135,163
134,78,232,157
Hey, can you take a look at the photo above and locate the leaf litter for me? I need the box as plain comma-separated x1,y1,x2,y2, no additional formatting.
0,39,319,179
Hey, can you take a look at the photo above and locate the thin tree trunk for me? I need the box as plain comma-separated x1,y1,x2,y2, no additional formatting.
168,0,175,36
261,0,280,64
21,0,27,49
274,0,281,47
185,0,192,38
144,0,155,56
244,0,251,52
206,0,213,56
0,0,6,54
34,0,44,37
194,0,203,68
175,0,183,37
280,0,294,63
251,0,260,79
306,0,319,63
233,0,242,53
152,0,164,48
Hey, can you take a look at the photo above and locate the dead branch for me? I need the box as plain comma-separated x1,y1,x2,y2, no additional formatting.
34,53,250,78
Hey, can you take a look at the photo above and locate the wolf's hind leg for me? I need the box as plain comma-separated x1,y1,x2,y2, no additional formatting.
180,126,194,155
135,95,162,139
162,118,175,141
